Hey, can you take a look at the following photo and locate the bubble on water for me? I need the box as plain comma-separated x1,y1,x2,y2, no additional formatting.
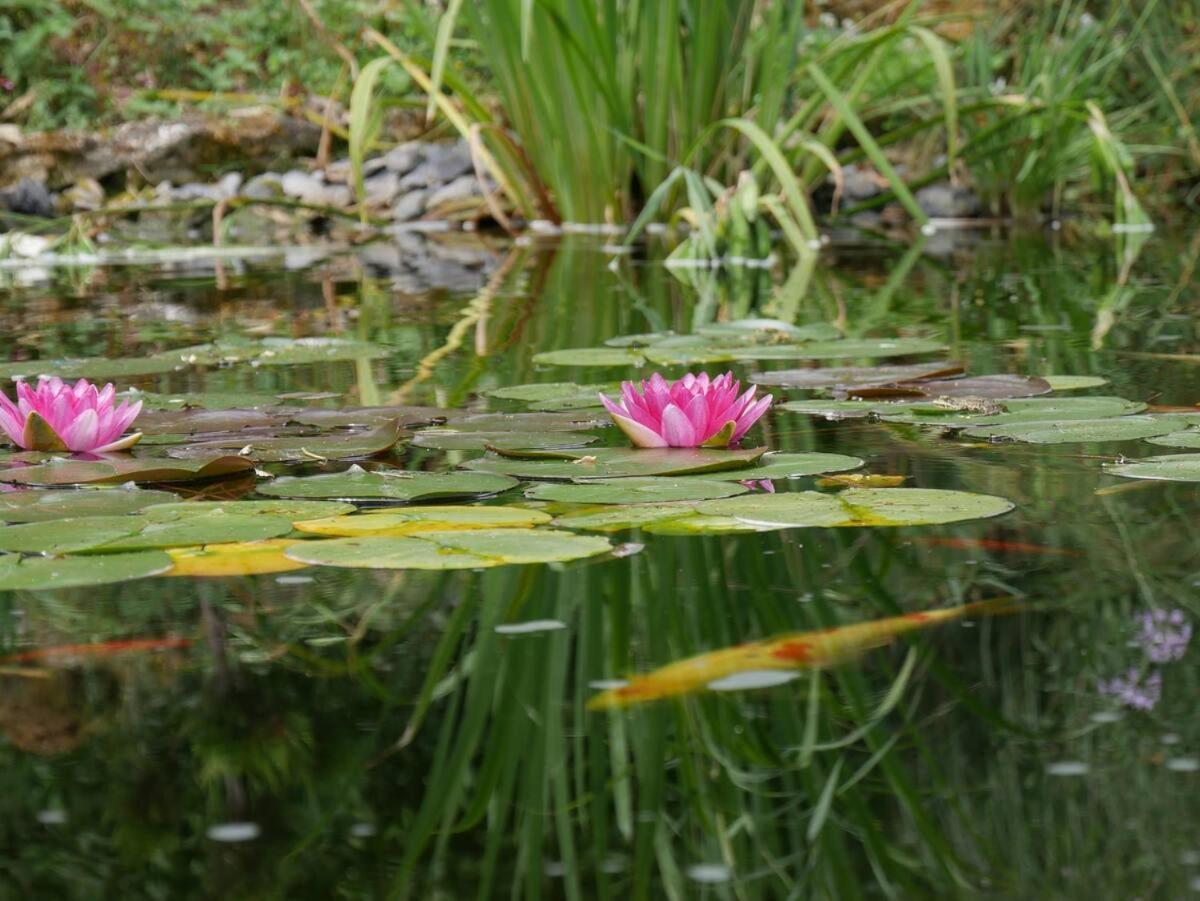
1191,875,1200,892
707,670,801,692
349,822,376,838
275,575,314,585
1161,733,1182,745
36,809,66,825
1045,761,1090,777
1167,757,1199,773
589,679,628,690
599,855,628,874
544,861,567,878
494,619,567,635
1180,850,1200,866
1090,711,1122,724
686,863,733,884
206,822,261,843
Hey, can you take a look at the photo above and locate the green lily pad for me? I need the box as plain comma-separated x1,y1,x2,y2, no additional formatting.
487,382,618,402
0,356,188,380
294,505,551,536
141,500,356,521
1104,453,1200,481
462,446,765,480
962,416,1179,444
126,390,287,411
164,422,406,462
0,488,177,522
410,429,598,451
289,406,449,429
779,399,904,419
532,347,645,367
0,510,293,554
733,337,946,360
1145,429,1200,449
0,455,256,486
705,452,864,481
0,551,174,591
640,344,738,366
750,361,964,388
696,320,843,342
215,337,389,366
526,477,747,504
0,516,145,554
880,396,1146,427
443,411,610,432
1041,375,1109,391
850,374,1051,400
284,528,611,570
643,514,764,535
696,488,1013,528
136,408,296,436
604,332,677,347
257,467,519,502
551,503,701,532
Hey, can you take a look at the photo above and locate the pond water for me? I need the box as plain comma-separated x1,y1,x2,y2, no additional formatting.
0,230,1198,898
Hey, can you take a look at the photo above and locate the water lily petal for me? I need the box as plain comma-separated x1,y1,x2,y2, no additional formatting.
609,412,668,448
660,404,697,446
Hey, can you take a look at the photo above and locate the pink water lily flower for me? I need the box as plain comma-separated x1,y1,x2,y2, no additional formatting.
599,372,772,448
0,377,143,453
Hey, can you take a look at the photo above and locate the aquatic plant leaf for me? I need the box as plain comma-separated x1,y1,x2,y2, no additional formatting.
696,320,843,342
697,487,1013,528
284,528,611,569
1042,375,1109,390
165,540,311,577
1144,429,1200,449
643,514,765,535
527,395,608,412
962,416,1179,444
164,422,406,462
0,455,256,485
129,390,287,411
603,332,677,347
462,446,765,479
532,347,645,367
816,474,907,488
526,477,747,504
848,374,1052,400
141,500,356,521
0,551,174,590
640,344,738,366
410,429,598,451
704,452,864,481
880,396,1146,427
289,406,449,429
294,505,552,536
0,356,189,380
1104,453,1200,481
750,361,964,388
487,382,604,401
551,503,701,532
0,516,146,553
137,408,297,436
733,337,946,360
215,337,389,366
258,468,519,501
0,488,177,522
443,411,610,432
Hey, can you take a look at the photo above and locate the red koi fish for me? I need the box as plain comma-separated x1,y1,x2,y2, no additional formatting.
0,637,192,665
588,597,1018,709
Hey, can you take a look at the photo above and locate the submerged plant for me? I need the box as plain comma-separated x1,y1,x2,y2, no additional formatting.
0,377,142,453
599,372,771,449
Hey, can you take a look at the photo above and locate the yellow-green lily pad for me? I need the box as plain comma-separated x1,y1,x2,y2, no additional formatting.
0,551,174,590
257,467,519,502
294,505,552,536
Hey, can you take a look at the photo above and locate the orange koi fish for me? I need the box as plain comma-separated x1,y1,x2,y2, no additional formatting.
0,637,192,665
588,598,1018,709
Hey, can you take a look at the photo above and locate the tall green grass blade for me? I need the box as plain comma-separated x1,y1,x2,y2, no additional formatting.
910,26,960,176
426,0,465,123
348,56,394,224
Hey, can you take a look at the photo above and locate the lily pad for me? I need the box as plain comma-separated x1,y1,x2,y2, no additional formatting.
0,455,256,486
532,347,645,367
462,446,765,480
0,488,177,522
0,551,174,591
164,422,406,462
962,416,1179,444
696,488,1013,528
696,320,843,342
443,411,610,432
705,452,863,481
165,540,311,577
643,514,765,535
294,505,552,536
640,344,738,366
0,510,294,554
604,332,677,347
847,374,1052,400
0,516,145,554
779,399,907,419
551,503,701,532
1042,375,1109,390
410,429,598,451
733,337,946,360
750,362,964,389
289,406,449,429
284,528,611,570
1144,429,1200,449
526,477,747,504
1104,453,1200,482
258,467,519,502
137,408,296,436
880,396,1146,427
141,500,356,521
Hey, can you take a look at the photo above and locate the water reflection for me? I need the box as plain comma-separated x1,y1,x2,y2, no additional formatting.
0,233,1197,896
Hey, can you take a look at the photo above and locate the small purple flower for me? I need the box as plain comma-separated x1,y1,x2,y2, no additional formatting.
737,479,775,493
1098,668,1162,711
1135,609,1192,663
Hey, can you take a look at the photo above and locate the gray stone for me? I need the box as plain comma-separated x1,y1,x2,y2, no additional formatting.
399,141,472,188
380,142,424,176
915,183,979,219
322,155,388,184
426,174,481,209
171,182,224,202
215,171,243,199
840,164,887,202
360,170,401,207
280,170,352,208
391,189,430,222
241,172,284,200
0,178,54,217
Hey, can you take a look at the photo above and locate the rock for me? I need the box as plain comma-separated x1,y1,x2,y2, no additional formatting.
360,170,401,207
426,174,481,209
381,142,424,176
280,170,351,208
0,178,54,217
241,172,284,200
322,155,388,184
391,189,430,222
840,164,888,203
399,141,472,189
215,172,243,199
915,183,979,219
62,178,104,211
